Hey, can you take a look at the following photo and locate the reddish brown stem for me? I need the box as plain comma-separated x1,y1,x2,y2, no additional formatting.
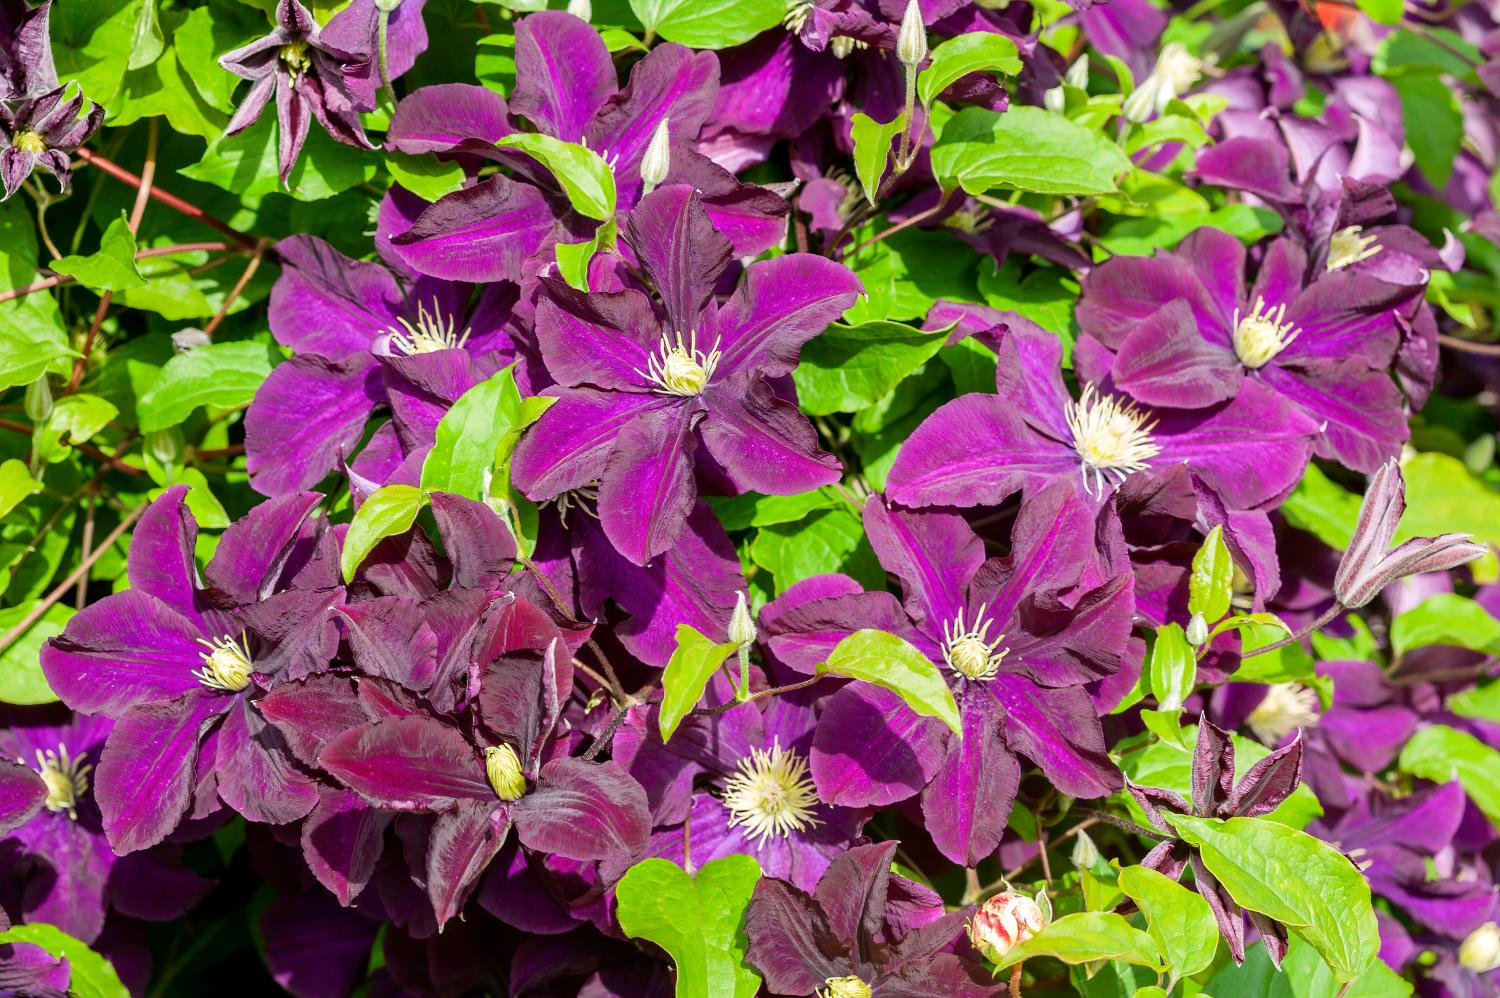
0,418,145,476
202,239,268,338
75,147,257,249
0,243,237,304
1009,964,1023,998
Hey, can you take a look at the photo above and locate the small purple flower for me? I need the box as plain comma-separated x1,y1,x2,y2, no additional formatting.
512,184,861,565
0,86,102,200
218,0,375,183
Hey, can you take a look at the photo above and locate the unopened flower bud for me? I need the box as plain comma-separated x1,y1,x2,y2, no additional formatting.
23,376,51,423
146,427,184,468
1065,54,1090,89
566,0,592,21
968,891,1046,962
485,744,527,801
1460,922,1500,974
728,591,757,647
1334,460,1486,609
896,0,927,68
640,118,671,194
1043,84,1065,114
1185,612,1208,647
1070,829,1101,870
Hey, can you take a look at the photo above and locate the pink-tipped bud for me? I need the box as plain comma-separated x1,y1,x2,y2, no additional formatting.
968,891,1046,962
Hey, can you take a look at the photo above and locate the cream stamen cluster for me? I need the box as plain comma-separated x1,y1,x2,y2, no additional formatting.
194,634,254,692
386,302,471,356
722,739,821,846
1326,225,1382,271
638,330,721,396
33,743,90,820
1065,385,1161,496
941,603,1007,681
1232,296,1301,369
1246,682,1319,745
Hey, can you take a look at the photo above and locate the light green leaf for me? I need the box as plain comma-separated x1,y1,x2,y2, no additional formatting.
174,3,263,112
993,912,1162,971
1140,707,1187,749
136,342,274,432
1234,621,1317,685
340,485,429,583
1207,927,1412,997
35,394,120,465
494,133,616,221
917,33,1021,107
1449,680,1500,723
1396,452,1500,582
1117,864,1218,979
1207,612,1290,644
127,0,164,69
0,326,70,394
850,112,906,206
1391,594,1500,656
1164,814,1380,983
0,459,42,520
53,3,138,107
1390,72,1462,189
791,320,949,415
0,602,70,705
1399,724,1500,828
1281,463,1362,550
0,923,128,998
628,0,784,48
932,106,1131,196
659,625,740,742
1148,623,1194,712
1356,0,1403,24
420,365,545,503
706,488,844,532
50,214,144,293
386,152,466,202
556,217,618,292
1188,524,1233,624
818,629,961,734
615,856,762,998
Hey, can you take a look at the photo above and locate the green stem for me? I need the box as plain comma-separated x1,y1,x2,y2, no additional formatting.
377,8,399,112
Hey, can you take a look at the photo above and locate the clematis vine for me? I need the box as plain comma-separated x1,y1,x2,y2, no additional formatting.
512,183,861,565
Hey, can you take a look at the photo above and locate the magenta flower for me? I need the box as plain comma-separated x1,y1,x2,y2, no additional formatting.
512,184,861,565
0,85,102,199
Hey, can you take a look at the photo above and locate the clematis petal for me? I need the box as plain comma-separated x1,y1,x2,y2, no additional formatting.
990,677,1121,798
1256,359,1407,474
862,496,981,635
811,683,947,807
587,44,718,200
1110,300,1242,409
532,280,660,392
245,354,384,497
386,82,508,155
319,716,492,810
921,695,1020,867
391,175,559,283
124,485,203,626
711,254,863,379
261,891,381,998
1225,734,1303,818
0,759,44,835
426,800,513,927
597,400,702,566
697,376,841,496
204,491,323,604
212,695,320,826
512,387,671,500
512,758,650,873
624,185,732,335
510,10,616,143
744,878,847,994
269,235,403,360
1191,717,1237,816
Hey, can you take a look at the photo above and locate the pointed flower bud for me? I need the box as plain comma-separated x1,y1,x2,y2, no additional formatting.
896,0,927,68
1185,612,1208,647
1333,460,1486,609
1460,922,1500,974
567,0,592,22
728,590,757,647
968,891,1046,962
23,375,50,423
1065,54,1090,89
640,118,671,195
374,0,402,11
485,744,527,801
147,427,185,469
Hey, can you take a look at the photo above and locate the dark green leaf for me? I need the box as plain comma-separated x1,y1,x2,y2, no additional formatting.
791,320,949,415
0,602,70,705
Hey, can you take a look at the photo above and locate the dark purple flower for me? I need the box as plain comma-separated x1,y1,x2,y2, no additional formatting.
0,85,102,199
319,0,429,110
743,840,1001,997
1074,228,1431,472
0,0,56,101
243,233,518,496
218,0,375,183
768,487,1131,866
39,487,344,852
512,184,861,565
887,319,1319,513
1128,717,1305,964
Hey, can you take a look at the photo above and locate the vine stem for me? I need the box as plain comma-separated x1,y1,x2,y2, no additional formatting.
201,238,268,338
1241,603,1343,658
0,243,236,304
1009,965,1023,998
839,187,955,259
0,418,145,476
0,501,145,655
1438,333,1500,357
74,147,258,249
689,674,827,717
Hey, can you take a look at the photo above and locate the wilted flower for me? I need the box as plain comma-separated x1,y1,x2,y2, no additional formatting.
1333,459,1486,608
0,0,56,101
968,892,1046,962
0,86,102,199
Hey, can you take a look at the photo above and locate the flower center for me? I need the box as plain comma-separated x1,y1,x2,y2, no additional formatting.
1065,385,1161,496
549,483,601,527
12,130,45,155
1157,42,1203,94
194,634,254,692
1232,296,1300,369
1460,922,1500,974
485,744,527,801
639,331,720,396
1326,225,1381,271
830,36,867,58
942,603,1007,681
386,302,471,356
279,40,312,77
33,744,89,820
722,740,821,846
1246,682,1319,745
783,1,814,32
819,978,872,998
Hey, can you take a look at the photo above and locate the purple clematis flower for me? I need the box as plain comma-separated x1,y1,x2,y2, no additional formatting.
317,628,650,926
243,233,518,496
39,487,345,853
0,85,102,200
218,0,375,183
0,0,56,102
512,184,861,565
767,486,1131,866
319,0,428,111
743,839,1001,997
887,319,1319,512
1073,227,1431,472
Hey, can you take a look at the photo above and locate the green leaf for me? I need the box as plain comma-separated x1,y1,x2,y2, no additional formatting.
1164,814,1380,983
1391,594,1500,656
1188,524,1233,624
659,625,741,742
750,508,883,595
136,342,274,432
420,365,545,503
1280,463,1362,550
50,213,144,293
791,320,949,415
182,115,378,202
386,152,467,203
1140,707,1187,749
628,0,784,48
932,106,1132,196
0,459,42,520
127,0,164,69
1390,71,1463,189
494,133,616,221
1356,0,1403,25
1449,680,1500,723
0,326,69,394
993,912,1162,972
35,394,120,465
110,42,229,141
850,112,906,207
917,33,1021,107
818,629,961,734
1399,724,1500,828
1148,623,1194,712
1117,865,1218,979
615,856,762,998
0,601,70,705
53,2,138,107
1208,934,1412,998
1207,612,1290,644
0,923,128,998
1234,622,1317,685
340,485,429,583
555,217,618,292
174,3,263,113
706,488,844,532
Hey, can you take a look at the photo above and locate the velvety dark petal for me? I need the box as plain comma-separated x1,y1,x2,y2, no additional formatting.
698,376,841,496
430,493,516,589
744,878,848,993
510,10,615,143
990,678,1120,798
334,597,438,693
814,840,896,965
880,954,1007,998
512,387,671,500
205,491,323,604
532,282,660,392
268,235,403,360
107,849,213,923
1190,852,1245,963
124,485,203,626
96,692,223,854
1225,735,1302,818
921,695,1020,867
811,683,947,807
624,185,732,334
711,254,863,379
587,44,718,198
386,83,509,154
477,637,569,774
256,674,368,768
512,758,650,871
319,716,491,810
302,787,392,906
213,694,319,826
391,175,559,283
597,401,702,566
233,587,345,682
1006,574,1134,688
1256,359,1406,474
862,496,980,635
245,354,383,497
0,760,43,835
1191,717,1237,816
262,891,380,998
1249,910,1288,969
1125,781,1190,835
1110,300,1242,409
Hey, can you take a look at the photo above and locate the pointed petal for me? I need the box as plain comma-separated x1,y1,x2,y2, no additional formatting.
532,281,659,392
811,683,947,807
427,800,512,926
204,492,323,604
257,674,369,768
510,10,615,143
597,400,701,566
302,787,392,906
744,879,846,994
1225,734,1302,818
511,387,670,500
390,175,558,283
0,759,43,834
386,83,509,154
1110,300,1242,409
125,486,203,626
921,694,1019,867
991,678,1120,798
245,354,383,497
698,376,840,495
213,695,319,825
711,254,863,379
41,590,204,716
512,758,650,871
625,184,732,334
96,692,223,854
814,840,896,961
269,235,402,360
862,495,981,635
1191,716,1237,816
587,43,718,200
319,716,491,810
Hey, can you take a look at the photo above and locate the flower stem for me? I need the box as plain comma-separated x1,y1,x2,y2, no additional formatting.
1240,602,1343,659
690,674,827,717
377,8,400,112
75,147,257,249
1009,965,1023,998
0,242,238,304
201,238,269,338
